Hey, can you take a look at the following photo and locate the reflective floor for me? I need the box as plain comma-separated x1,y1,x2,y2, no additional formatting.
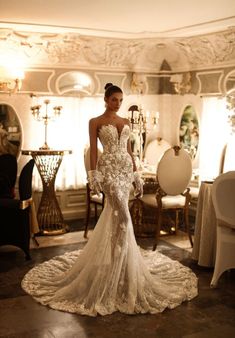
0,228,235,338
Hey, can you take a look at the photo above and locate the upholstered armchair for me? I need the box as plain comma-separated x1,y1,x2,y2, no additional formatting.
0,158,35,259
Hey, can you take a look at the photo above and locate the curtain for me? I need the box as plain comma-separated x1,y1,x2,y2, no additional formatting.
33,96,105,191
198,97,229,182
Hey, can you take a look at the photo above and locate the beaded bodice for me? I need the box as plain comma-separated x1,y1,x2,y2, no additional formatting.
98,124,130,153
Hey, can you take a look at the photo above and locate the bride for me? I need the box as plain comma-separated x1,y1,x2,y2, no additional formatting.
22,83,198,316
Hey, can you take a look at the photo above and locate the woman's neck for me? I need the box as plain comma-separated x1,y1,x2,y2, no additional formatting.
103,109,117,119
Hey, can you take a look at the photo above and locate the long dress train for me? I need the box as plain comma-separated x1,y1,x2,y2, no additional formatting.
22,124,198,316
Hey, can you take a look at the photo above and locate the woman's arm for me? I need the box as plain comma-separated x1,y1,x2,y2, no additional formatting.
126,119,137,172
89,118,98,170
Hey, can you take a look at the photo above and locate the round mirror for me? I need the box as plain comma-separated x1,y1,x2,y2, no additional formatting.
179,105,199,159
0,104,22,158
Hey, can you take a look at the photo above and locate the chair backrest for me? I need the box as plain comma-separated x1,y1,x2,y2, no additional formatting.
222,136,235,173
157,146,192,195
19,159,35,200
143,137,171,166
84,146,102,173
0,153,17,188
212,171,235,228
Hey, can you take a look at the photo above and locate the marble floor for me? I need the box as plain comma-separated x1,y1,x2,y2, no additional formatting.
0,226,235,338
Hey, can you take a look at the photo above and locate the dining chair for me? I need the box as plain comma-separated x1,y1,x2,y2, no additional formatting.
143,137,171,169
0,153,17,198
139,146,193,250
0,159,35,259
210,171,235,287
83,146,105,238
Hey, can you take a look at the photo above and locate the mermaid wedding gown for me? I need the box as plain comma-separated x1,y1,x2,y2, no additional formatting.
22,124,198,316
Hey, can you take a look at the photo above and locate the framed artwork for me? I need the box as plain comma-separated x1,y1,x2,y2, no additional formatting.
179,105,199,160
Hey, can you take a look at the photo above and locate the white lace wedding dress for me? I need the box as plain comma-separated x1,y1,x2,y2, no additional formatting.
22,124,198,316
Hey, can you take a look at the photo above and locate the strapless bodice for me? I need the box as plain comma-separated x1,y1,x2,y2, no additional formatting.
98,124,130,153
97,124,133,192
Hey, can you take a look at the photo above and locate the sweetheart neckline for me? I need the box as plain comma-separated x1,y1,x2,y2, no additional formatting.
99,124,130,141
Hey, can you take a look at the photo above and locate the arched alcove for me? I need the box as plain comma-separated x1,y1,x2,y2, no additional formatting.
224,70,235,93
56,71,95,96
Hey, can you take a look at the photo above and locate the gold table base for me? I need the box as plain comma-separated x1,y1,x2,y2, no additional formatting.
22,150,72,235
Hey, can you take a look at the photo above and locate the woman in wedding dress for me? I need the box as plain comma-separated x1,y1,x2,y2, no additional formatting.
22,83,198,316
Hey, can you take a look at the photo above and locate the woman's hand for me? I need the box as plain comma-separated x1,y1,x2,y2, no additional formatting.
88,170,103,196
133,171,143,198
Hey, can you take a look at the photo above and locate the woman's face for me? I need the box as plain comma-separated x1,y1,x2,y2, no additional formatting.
105,92,123,112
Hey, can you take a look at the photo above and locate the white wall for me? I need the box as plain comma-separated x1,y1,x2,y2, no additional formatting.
1,92,230,186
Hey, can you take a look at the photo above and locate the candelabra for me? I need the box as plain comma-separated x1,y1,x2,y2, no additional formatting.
31,99,62,150
128,105,159,161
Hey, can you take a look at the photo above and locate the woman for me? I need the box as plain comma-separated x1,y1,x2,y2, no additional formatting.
22,83,198,316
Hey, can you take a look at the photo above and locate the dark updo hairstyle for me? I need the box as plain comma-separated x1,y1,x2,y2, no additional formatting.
104,83,123,98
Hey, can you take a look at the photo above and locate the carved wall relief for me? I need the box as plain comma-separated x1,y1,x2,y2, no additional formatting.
1,27,235,73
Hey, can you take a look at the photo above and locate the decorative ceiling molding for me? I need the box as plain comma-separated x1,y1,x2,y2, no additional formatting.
0,27,235,73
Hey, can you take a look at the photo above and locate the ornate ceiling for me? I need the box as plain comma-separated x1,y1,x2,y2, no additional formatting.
0,27,235,73
1,0,235,73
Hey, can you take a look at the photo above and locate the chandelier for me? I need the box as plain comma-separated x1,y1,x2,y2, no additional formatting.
31,99,62,150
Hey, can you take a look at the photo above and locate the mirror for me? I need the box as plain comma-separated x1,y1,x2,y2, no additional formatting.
0,104,22,158
179,105,199,159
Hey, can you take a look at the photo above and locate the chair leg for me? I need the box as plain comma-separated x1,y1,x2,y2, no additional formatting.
84,193,91,239
175,210,179,235
32,235,40,246
25,251,31,260
20,243,31,260
184,207,193,247
94,204,98,222
153,210,162,251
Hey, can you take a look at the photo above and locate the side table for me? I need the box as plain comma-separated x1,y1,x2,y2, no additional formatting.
22,149,72,235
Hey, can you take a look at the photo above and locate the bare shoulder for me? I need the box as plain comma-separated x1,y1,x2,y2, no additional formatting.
122,117,130,125
89,116,101,127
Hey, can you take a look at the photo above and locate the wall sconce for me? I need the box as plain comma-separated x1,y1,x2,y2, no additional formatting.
170,72,191,95
0,66,25,94
31,99,62,150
